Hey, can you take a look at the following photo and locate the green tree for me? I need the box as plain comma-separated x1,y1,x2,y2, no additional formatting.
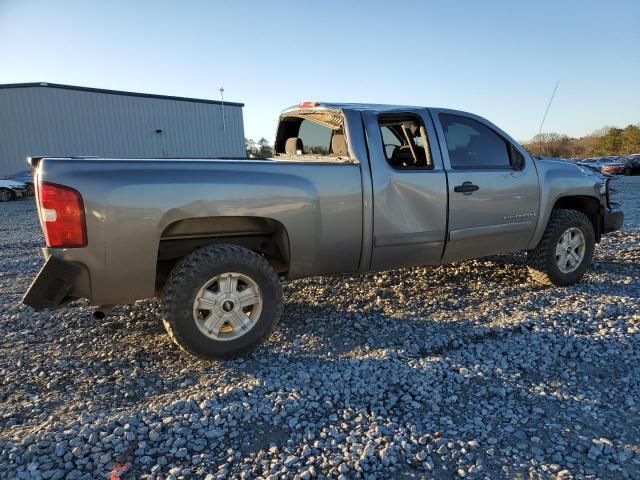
621,125,640,154
257,138,273,158
594,128,623,156
526,133,571,157
245,137,257,157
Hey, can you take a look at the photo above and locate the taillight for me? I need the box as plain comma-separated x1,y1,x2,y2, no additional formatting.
38,182,87,248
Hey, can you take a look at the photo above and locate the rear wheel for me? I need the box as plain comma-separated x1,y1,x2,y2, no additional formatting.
527,209,595,286
623,166,631,176
162,244,283,359
0,188,14,202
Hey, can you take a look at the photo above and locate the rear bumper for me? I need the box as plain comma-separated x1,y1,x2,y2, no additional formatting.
22,256,83,310
603,209,623,234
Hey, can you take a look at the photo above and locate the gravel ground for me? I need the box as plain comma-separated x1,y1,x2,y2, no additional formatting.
1,177,639,480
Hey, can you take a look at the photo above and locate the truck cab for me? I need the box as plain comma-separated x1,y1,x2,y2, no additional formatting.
273,103,616,272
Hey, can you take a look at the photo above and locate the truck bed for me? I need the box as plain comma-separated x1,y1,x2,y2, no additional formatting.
36,157,364,304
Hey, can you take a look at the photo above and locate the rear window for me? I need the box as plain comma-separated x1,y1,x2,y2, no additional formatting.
275,110,349,159
298,120,332,154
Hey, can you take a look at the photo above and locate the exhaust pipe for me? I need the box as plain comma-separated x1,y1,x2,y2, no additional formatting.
93,305,116,320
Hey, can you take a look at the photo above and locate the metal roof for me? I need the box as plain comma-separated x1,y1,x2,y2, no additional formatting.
0,82,244,107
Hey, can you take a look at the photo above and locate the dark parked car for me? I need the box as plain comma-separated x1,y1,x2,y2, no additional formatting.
624,155,640,174
600,156,640,176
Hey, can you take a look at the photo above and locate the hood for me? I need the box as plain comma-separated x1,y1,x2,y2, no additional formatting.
534,157,605,181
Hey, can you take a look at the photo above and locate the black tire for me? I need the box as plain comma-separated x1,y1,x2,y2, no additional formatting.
162,244,282,360
527,209,595,286
623,167,631,176
0,188,14,202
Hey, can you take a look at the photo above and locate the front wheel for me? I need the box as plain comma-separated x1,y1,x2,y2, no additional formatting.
527,209,595,286
162,244,283,359
0,188,14,202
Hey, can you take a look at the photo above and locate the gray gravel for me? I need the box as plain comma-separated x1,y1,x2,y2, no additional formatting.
1,177,639,479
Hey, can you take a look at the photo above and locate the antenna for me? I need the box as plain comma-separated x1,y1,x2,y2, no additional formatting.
219,86,226,131
538,80,559,151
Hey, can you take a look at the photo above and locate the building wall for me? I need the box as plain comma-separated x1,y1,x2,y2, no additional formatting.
0,85,245,176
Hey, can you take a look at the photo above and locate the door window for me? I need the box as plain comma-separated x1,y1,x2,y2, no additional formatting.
440,114,513,169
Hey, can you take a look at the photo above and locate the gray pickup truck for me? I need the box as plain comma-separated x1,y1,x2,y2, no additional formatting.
23,102,623,359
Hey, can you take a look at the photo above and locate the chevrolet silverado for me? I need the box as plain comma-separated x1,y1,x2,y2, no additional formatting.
23,102,623,359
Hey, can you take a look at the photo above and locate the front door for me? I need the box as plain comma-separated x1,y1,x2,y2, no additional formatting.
362,110,448,271
432,111,540,263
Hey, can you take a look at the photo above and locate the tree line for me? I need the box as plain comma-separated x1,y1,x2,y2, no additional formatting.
245,138,273,158
523,124,640,158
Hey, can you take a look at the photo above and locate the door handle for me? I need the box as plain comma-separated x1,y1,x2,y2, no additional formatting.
454,181,479,194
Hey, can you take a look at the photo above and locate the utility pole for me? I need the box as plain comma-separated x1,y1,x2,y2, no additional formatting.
219,87,226,131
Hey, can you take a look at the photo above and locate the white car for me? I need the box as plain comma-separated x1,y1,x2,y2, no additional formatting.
0,179,28,202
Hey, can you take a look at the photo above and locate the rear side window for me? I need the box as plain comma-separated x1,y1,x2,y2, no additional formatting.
298,119,332,154
378,115,433,169
440,114,511,169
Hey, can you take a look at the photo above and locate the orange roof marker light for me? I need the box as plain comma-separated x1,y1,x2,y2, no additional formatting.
298,101,320,108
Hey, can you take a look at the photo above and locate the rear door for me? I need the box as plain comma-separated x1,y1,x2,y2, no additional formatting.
432,110,540,263
362,109,448,271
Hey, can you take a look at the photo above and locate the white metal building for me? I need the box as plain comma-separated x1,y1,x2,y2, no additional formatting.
0,82,245,176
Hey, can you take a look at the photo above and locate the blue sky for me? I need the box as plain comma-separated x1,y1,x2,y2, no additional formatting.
1,0,638,142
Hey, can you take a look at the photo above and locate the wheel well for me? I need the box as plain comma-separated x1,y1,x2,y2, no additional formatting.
552,196,602,241
156,216,290,290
